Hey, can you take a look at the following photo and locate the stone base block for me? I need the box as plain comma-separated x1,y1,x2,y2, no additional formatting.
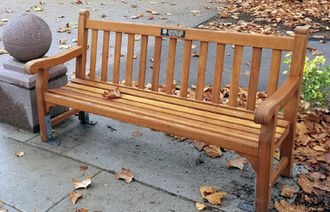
0,58,68,132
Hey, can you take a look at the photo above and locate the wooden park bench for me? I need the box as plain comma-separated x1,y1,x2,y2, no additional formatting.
25,10,308,211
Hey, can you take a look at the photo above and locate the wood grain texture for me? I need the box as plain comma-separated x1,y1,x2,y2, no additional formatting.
211,43,225,104
229,45,243,107
165,38,177,94
113,32,122,84
151,37,162,91
138,35,148,88
267,49,282,97
179,40,192,97
125,34,135,86
89,29,98,80
101,30,110,81
76,10,89,78
246,47,262,110
195,41,209,101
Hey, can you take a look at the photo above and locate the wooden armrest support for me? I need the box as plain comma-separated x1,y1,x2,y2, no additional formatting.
24,46,84,74
254,77,300,125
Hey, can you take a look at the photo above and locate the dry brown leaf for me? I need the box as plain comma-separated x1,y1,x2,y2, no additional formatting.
103,87,120,99
298,175,313,194
80,165,88,171
193,140,206,151
204,145,222,158
115,168,134,183
69,191,83,204
72,175,92,189
132,131,142,137
226,156,248,170
280,184,297,198
192,51,199,57
204,192,226,205
200,186,216,198
15,151,24,158
76,209,88,212
195,202,206,211
274,200,307,212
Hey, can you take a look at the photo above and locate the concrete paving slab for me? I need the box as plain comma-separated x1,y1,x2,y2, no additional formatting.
0,201,21,212
0,136,100,212
0,122,36,142
42,114,300,211
49,171,209,212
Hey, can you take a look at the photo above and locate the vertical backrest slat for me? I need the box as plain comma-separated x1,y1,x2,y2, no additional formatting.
138,35,148,89
151,37,162,91
76,10,89,79
195,41,209,100
246,47,262,110
101,30,110,81
89,29,98,80
228,45,243,107
113,32,122,84
267,49,282,97
211,43,225,104
165,38,177,94
179,40,192,97
125,33,135,86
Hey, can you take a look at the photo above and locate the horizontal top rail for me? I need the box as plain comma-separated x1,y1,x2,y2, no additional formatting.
85,19,294,51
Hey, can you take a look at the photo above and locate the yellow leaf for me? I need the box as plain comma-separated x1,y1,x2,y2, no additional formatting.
313,145,326,152
273,151,280,160
200,186,216,198
204,145,222,158
195,202,206,211
72,175,92,189
204,192,226,205
69,191,83,204
274,200,307,212
76,209,88,212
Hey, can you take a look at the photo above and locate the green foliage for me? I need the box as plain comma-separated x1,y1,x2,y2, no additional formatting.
284,53,330,108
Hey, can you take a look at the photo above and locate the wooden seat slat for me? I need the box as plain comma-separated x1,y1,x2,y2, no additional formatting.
165,38,177,94
138,35,148,88
151,37,162,91
89,29,98,80
58,84,287,138
70,78,289,128
195,41,208,100
229,45,243,107
267,49,282,97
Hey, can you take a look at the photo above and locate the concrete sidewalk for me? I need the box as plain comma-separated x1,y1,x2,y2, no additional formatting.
0,0,327,211
0,114,305,212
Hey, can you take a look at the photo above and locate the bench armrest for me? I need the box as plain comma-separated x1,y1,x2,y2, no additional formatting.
254,77,300,125
24,46,84,74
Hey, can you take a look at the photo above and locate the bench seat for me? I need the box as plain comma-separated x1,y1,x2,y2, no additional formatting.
45,78,290,157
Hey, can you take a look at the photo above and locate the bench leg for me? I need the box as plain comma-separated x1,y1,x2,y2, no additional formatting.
79,111,97,126
255,119,276,212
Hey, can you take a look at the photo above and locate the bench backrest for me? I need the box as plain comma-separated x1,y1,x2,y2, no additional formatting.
75,10,308,111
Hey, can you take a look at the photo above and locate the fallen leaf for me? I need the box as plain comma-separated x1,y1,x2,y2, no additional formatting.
32,6,43,11
102,87,120,99
200,186,216,198
195,202,206,211
281,184,297,198
192,51,199,57
130,4,137,8
80,166,88,171
15,152,24,158
1,18,9,22
313,145,327,152
76,209,88,212
204,192,226,205
59,39,67,44
193,140,206,151
0,49,8,55
226,156,248,170
0,210,8,212
132,131,142,137
59,45,72,49
274,200,307,212
69,191,83,204
298,175,313,194
115,168,134,183
72,175,92,189
204,145,222,158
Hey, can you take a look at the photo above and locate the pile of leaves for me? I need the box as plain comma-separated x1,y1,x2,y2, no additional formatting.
199,0,330,37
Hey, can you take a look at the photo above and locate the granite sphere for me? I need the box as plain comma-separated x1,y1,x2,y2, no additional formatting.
3,14,52,62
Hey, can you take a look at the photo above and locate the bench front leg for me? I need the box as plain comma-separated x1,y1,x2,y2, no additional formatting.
255,115,277,212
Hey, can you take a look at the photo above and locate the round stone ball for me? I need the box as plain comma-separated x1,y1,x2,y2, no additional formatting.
3,14,52,62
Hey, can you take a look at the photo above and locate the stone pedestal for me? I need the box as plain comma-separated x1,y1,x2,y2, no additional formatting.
0,58,68,132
